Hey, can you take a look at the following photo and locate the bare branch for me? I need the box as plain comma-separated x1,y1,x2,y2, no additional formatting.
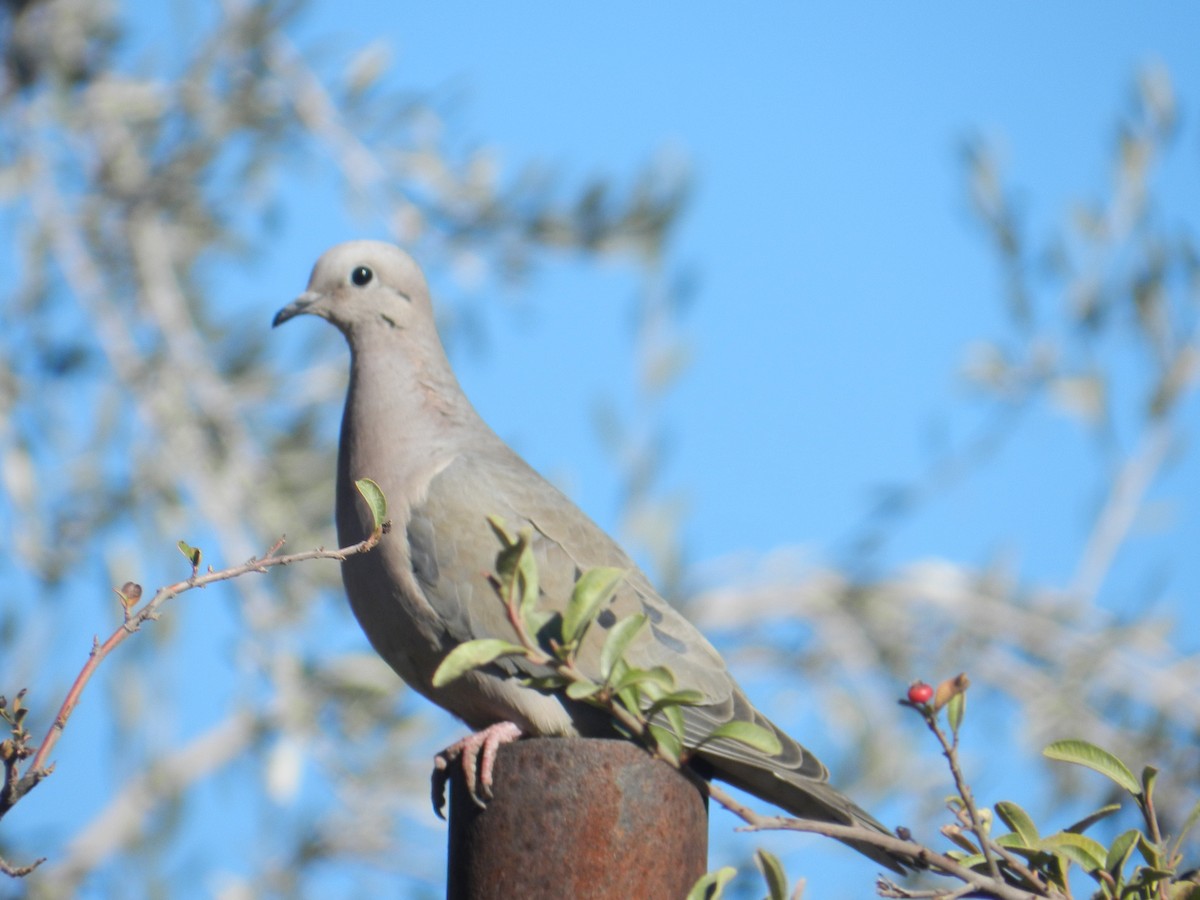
706,783,1057,900
0,854,45,878
2,526,385,821
922,707,1002,882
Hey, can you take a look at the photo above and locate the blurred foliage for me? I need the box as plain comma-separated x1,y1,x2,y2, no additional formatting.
0,0,687,894
707,698,1200,899
0,0,1197,897
691,59,1200,852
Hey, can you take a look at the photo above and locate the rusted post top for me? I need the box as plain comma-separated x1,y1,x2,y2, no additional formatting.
447,737,709,900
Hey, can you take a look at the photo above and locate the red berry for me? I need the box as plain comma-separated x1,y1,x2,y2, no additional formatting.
907,681,933,704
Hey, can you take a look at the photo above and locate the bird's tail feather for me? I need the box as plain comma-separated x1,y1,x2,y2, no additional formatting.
700,750,911,874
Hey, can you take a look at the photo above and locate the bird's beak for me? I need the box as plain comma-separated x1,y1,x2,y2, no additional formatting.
272,291,322,328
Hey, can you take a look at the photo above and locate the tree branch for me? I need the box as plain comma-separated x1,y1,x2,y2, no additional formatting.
706,783,1055,900
0,854,45,877
0,527,385,826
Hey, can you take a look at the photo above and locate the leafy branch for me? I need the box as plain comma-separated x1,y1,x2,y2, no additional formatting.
432,516,781,770
427,515,1200,899
0,479,390,878
893,681,1198,898
697,676,1199,900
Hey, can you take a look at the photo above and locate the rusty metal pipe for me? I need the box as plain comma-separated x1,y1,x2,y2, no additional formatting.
447,737,709,899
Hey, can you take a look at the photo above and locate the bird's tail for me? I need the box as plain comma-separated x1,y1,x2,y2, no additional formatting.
695,725,912,875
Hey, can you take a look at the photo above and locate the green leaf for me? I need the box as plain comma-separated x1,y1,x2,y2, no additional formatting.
611,665,675,695
600,613,646,682
1043,740,1141,795
489,527,543,636
615,683,641,719
493,528,538,609
995,801,1039,847
647,723,683,765
564,679,603,701
697,721,783,756
943,826,980,855
485,514,514,547
947,690,965,736
754,848,789,900
562,566,625,645
1137,831,1164,870
1131,867,1176,884
431,639,526,688
354,478,387,533
992,843,1053,864
994,832,1030,849
645,689,705,717
177,540,201,569
513,533,541,627
604,659,642,718
1140,766,1160,827
660,703,686,744
1142,765,1159,799
1065,803,1121,834
1038,831,1107,873
493,540,522,586
605,657,629,693
686,866,737,900
1104,828,1140,875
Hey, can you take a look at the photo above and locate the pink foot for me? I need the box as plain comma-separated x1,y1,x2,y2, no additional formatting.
432,721,524,818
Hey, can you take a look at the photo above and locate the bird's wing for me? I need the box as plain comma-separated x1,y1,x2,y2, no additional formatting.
408,448,732,700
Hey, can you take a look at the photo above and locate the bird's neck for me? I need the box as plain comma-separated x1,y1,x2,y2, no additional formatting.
335,330,482,545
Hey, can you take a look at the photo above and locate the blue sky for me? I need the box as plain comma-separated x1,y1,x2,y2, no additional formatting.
275,3,1200,589
279,5,1200,894
10,3,1200,898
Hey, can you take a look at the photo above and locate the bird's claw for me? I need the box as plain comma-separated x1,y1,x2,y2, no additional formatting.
432,755,452,820
430,721,524,819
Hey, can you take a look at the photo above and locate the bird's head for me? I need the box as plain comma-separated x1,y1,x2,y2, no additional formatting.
273,240,435,341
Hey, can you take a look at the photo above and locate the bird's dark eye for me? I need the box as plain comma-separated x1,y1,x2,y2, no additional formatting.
351,266,373,287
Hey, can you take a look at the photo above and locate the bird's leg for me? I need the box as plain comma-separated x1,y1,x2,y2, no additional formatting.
431,721,524,818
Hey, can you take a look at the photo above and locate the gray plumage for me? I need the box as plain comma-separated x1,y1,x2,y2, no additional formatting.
274,241,904,871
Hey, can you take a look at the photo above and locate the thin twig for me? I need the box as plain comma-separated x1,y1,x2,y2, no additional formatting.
965,817,1049,892
2,527,385,821
923,711,1003,882
0,854,46,877
706,783,1057,900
